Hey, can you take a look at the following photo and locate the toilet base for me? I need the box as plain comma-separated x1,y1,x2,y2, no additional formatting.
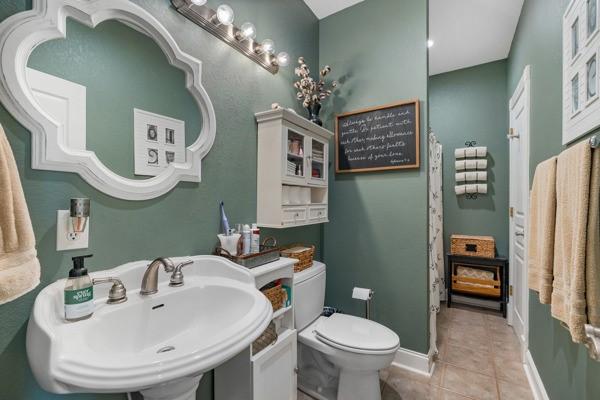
337,369,381,400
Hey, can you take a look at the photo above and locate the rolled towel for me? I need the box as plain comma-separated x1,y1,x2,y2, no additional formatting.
455,172,466,182
455,185,466,195
455,160,466,171
476,146,488,157
476,171,488,181
477,184,488,194
465,184,478,194
465,160,477,170
454,148,466,159
465,147,477,158
476,159,488,170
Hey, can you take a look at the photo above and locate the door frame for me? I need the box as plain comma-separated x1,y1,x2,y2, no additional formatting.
508,65,531,353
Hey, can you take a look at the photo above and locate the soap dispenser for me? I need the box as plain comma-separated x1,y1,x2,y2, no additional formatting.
64,254,94,322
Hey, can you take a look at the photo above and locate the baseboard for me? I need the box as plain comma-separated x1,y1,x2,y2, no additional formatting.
391,347,433,376
523,350,550,400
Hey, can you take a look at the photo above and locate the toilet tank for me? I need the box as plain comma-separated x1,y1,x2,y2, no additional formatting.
294,262,326,331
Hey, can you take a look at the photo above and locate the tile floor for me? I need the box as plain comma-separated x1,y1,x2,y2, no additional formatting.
298,303,534,400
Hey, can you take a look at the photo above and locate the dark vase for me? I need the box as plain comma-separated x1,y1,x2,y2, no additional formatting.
305,102,323,126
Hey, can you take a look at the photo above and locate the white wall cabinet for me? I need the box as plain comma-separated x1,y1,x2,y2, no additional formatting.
215,258,297,400
256,109,334,228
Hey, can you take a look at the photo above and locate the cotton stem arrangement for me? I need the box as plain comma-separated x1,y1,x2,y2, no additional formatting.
293,57,337,108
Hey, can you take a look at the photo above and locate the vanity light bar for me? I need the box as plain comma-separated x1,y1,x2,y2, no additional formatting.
171,0,281,74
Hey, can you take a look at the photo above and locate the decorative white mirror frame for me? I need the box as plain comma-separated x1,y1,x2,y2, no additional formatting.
0,0,217,200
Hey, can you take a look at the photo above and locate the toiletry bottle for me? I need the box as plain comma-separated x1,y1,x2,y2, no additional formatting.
64,254,94,322
251,223,260,253
242,224,251,255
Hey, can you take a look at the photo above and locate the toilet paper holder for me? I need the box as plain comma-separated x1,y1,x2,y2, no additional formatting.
352,287,374,320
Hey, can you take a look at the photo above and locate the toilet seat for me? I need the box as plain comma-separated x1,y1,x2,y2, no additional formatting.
314,314,399,355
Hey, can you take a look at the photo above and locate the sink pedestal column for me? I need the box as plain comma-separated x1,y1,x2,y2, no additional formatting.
139,375,203,400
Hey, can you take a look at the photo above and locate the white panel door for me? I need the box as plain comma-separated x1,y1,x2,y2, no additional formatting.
253,330,297,400
508,65,531,353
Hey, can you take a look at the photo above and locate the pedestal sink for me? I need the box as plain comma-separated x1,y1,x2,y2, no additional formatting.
26,256,273,400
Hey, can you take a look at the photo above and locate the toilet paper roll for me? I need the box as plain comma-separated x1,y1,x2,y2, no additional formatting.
352,287,372,301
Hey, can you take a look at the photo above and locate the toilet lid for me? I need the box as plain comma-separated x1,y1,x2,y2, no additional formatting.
315,314,399,353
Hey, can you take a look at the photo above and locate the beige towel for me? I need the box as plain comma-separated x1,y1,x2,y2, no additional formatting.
551,141,593,343
586,148,600,327
528,156,557,303
0,124,40,304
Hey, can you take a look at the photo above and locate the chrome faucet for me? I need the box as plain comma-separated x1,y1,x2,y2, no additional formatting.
140,258,175,295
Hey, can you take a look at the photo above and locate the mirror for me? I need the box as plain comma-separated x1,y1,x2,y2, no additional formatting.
0,0,216,200
26,18,202,180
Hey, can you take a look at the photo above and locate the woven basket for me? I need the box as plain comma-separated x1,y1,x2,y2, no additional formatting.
450,235,495,259
261,283,284,312
252,322,278,355
280,244,315,273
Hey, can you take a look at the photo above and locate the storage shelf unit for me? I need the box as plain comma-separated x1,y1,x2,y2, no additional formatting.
256,109,334,228
215,258,297,400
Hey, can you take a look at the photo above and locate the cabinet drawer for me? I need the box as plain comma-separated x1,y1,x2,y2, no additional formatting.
308,206,327,221
282,207,307,225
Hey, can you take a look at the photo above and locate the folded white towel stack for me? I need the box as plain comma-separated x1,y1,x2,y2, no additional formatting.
455,171,487,182
455,159,488,171
455,184,488,195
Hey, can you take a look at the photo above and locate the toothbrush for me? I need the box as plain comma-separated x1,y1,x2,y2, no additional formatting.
220,201,230,234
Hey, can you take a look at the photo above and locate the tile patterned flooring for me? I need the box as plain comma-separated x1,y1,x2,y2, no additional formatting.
297,303,534,400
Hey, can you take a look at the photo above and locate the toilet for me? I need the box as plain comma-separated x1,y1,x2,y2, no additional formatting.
294,262,400,400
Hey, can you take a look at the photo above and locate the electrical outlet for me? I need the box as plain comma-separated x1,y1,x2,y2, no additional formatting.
56,210,89,251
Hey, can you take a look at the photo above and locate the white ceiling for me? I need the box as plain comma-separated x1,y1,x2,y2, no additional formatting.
303,0,364,19
429,0,524,76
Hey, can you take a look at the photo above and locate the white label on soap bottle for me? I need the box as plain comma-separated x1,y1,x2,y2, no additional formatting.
64,287,94,320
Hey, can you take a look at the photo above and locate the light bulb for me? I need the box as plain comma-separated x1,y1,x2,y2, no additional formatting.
216,4,234,26
261,39,275,54
191,0,207,5
427,39,435,48
276,52,290,67
239,22,256,40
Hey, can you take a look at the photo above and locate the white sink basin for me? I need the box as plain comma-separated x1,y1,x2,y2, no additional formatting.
26,256,272,400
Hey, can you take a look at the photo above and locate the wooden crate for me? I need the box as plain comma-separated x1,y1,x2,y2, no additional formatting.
450,235,495,258
451,263,501,298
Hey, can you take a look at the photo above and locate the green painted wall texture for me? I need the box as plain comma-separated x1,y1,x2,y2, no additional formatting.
508,0,600,399
429,60,510,258
319,0,429,354
0,0,320,398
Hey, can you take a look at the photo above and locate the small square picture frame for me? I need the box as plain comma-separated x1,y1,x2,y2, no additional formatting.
587,0,599,39
587,52,598,103
147,148,159,166
146,124,158,142
165,151,175,164
572,73,581,116
573,17,581,60
165,128,175,145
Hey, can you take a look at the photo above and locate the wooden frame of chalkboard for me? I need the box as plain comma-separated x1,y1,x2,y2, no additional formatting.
335,99,420,173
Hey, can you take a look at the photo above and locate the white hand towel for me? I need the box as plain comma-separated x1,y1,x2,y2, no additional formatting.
465,184,478,194
465,160,477,170
455,172,466,182
465,147,477,158
477,184,488,194
454,148,466,159
476,171,488,181
465,172,477,181
0,124,41,304
476,159,488,170
476,146,488,157
455,185,466,195
455,160,466,171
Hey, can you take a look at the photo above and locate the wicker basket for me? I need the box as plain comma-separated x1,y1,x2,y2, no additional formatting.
261,283,284,312
450,235,495,258
252,322,278,355
280,244,315,273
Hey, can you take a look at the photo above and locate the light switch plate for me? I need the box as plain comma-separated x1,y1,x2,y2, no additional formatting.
56,210,89,251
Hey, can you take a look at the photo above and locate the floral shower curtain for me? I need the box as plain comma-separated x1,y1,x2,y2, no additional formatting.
428,132,445,356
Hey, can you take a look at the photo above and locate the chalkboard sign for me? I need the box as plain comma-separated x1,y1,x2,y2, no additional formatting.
335,100,420,173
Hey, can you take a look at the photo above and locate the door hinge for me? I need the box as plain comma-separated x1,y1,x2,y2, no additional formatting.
509,207,514,218
509,285,514,296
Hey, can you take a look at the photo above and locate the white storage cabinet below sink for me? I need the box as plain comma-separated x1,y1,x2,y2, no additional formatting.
215,258,298,400
256,108,333,228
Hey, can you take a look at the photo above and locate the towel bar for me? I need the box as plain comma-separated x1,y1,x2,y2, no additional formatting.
585,324,600,360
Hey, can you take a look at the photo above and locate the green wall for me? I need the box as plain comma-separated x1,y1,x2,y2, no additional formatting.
429,60,510,257
508,0,600,398
28,19,202,180
319,0,430,353
0,0,320,399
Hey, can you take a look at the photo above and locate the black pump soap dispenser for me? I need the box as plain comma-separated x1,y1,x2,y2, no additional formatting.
64,254,94,322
